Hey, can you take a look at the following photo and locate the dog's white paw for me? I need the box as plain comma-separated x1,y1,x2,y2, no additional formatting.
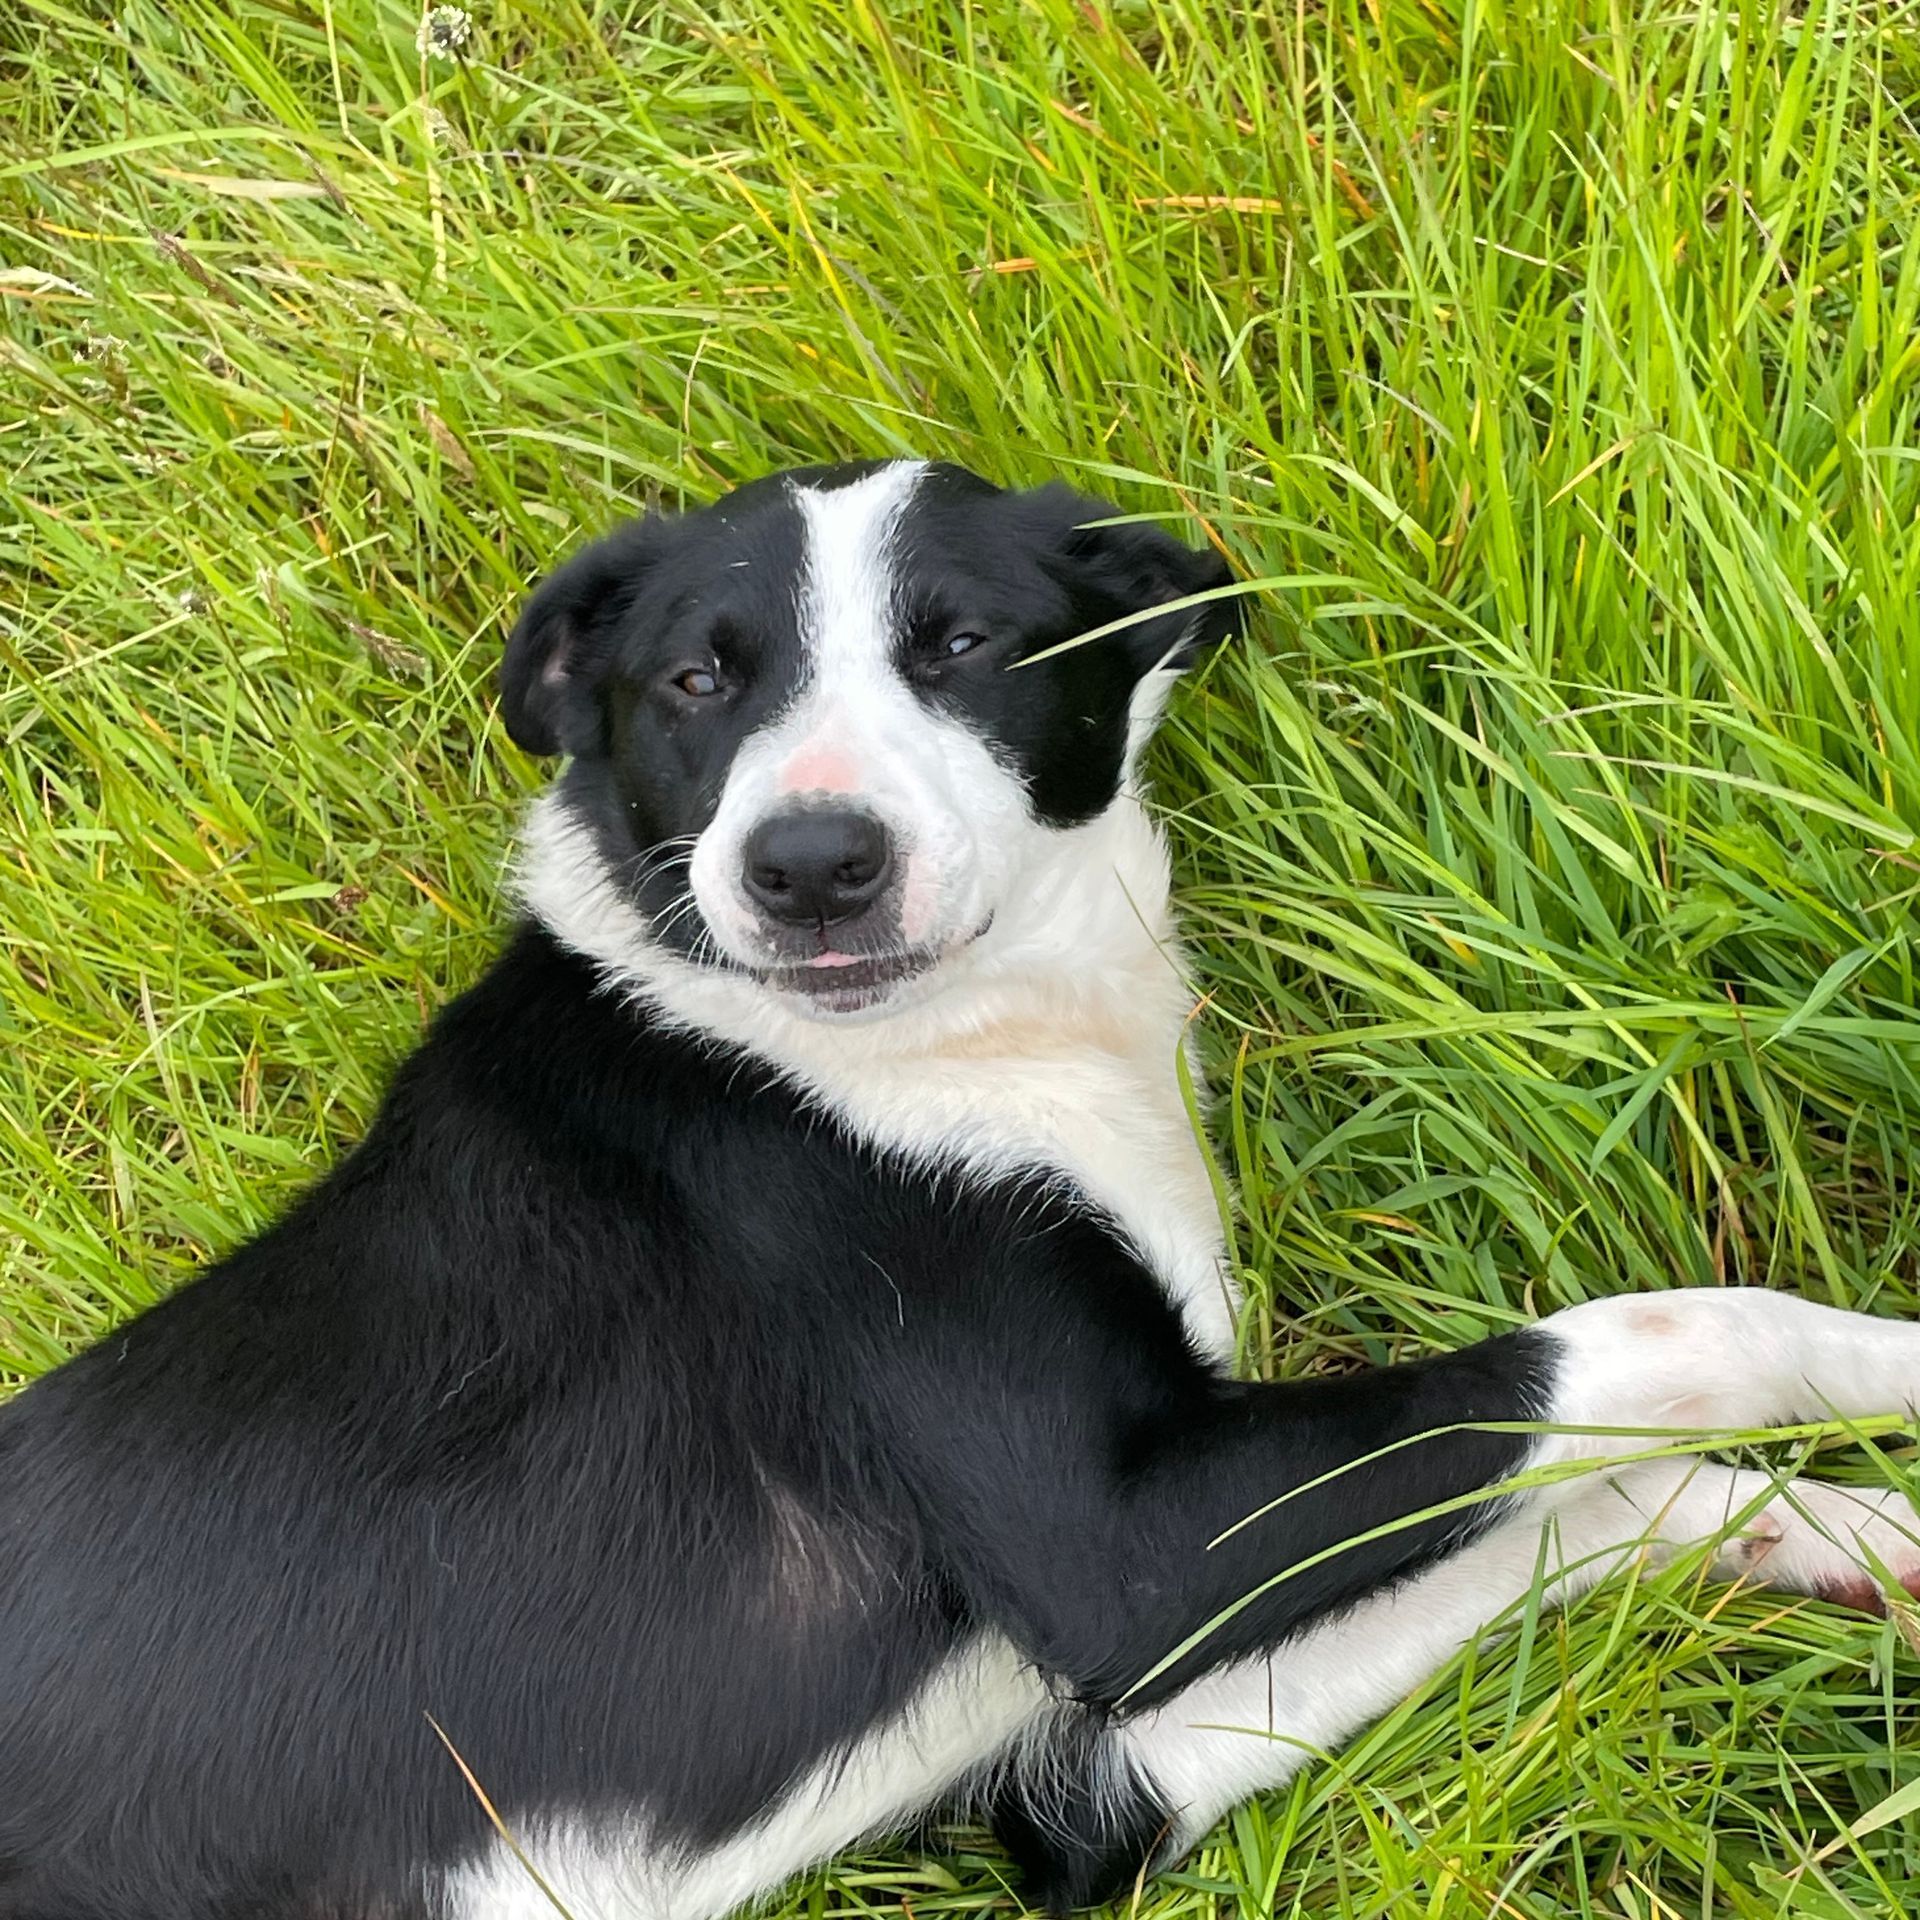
1599,1459,1920,1614
1700,1472,1920,1613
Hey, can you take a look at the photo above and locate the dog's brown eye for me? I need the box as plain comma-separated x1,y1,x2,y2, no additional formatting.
672,666,719,698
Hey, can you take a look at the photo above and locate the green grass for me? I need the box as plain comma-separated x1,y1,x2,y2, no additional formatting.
4,0,1920,1912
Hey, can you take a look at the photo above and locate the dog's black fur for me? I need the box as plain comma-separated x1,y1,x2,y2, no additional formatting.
0,466,1554,1920
0,926,1548,1918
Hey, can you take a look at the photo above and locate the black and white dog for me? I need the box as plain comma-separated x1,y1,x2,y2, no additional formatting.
4,459,1918,1920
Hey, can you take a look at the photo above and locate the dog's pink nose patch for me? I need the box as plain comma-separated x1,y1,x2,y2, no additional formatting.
779,748,859,795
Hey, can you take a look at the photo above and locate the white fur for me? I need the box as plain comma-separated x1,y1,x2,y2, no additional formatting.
1539,1287,1920,1461
440,1637,1045,1920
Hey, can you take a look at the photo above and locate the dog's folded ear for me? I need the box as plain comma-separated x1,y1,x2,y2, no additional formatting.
1036,485,1240,673
500,518,677,756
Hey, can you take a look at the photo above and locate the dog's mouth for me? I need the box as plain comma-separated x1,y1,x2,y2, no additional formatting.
755,918,993,1016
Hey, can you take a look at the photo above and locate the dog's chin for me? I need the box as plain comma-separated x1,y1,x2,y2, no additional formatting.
758,950,942,1019
745,918,994,1022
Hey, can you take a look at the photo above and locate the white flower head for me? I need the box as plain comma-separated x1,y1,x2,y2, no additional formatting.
73,328,127,366
416,6,474,61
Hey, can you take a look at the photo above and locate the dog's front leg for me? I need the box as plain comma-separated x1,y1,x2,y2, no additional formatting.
957,1289,1920,1911
1113,1452,1920,1881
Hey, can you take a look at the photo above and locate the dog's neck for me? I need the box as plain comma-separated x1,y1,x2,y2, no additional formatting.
522,783,1235,1358
517,785,1193,1076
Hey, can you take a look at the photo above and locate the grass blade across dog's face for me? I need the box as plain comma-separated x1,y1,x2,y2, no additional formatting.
504,460,1235,1017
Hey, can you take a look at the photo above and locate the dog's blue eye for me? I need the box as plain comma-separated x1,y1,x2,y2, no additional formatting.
943,632,987,658
672,667,719,698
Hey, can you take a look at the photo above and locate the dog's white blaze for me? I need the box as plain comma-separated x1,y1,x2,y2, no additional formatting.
791,461,919,692
687,461,1032,966
439,1637,1045,1920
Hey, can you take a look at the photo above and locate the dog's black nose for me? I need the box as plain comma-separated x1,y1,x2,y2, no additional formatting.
742,810,894,927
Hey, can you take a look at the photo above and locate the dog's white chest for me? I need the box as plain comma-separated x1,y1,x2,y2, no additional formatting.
803,1031,1239,1362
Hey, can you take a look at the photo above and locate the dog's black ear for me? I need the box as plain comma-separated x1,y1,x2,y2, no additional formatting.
1039,486,1239,672
501,519,676,756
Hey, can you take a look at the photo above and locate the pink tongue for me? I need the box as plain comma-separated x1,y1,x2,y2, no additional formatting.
807,951,863,969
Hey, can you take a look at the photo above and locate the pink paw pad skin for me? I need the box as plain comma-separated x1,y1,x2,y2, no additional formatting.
1813,1569,1920,1617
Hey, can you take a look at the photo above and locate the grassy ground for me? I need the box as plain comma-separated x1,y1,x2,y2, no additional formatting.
4,0,1920,1912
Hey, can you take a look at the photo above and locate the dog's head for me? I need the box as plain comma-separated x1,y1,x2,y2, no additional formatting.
505,460,1236,1020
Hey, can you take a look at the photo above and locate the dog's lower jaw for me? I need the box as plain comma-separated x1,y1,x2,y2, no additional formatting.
750,917,997,1020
